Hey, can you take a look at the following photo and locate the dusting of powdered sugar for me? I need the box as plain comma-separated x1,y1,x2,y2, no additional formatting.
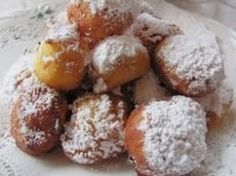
126,12,182,45
157,34,225,94
93,78,108,93
92,35,147,74
61,94,127,164
20,124,47,146
46,11,78,42
195,81,234,118
69,0,132,16
16,76,56,118
138,96,207,176
69,0,107,13
134,70,168,105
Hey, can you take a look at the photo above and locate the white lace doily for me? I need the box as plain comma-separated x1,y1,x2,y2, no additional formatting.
0,0,236,176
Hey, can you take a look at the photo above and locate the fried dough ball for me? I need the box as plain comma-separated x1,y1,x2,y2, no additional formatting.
134,70,169,105
91,35,150,93
154,34,225,97
10,75,67,155
125,96,207,176
67,0,133,49
61,93,130,164
34,40,88,90
126,12,182,48
194,82,234,129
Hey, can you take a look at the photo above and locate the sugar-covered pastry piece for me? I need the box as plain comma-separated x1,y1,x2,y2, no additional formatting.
125,96,207,176
34,39,88,90
154,34,225,97
34,11,90,90
67,0,133,49
134,70,169,105
126,12,182,47
61,93,130,164
91,35,150,93
10,75,67,155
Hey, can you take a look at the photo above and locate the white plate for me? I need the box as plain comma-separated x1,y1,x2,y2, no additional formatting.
0,0,236,176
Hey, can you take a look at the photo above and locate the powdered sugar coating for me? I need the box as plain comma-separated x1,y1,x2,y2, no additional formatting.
92,35,148,74
126,12,182,46
61,94,128,164
46,11,78,42
93,78,107,93
195,82,234,118
20,124,47,146
139,96,207,176
134,70,168,105
69,0,132,16
16,76,59,119
157,34,225,95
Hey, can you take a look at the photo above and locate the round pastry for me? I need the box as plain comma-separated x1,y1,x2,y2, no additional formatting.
34,40,88,90
67,0,133,49
61,93,130,164
194,82,234,129
154,34,225,97
10,75,67,155
126,12,182,48
134,70,169,105
125,96,207,176
91,35,150,93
